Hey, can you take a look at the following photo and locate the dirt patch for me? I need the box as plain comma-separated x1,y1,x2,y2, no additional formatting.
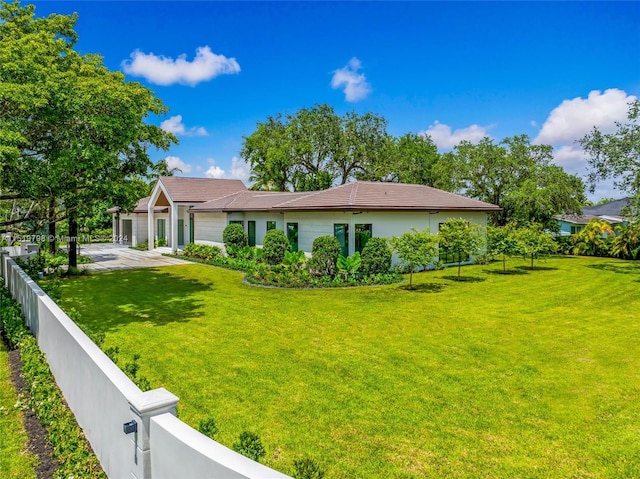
8,348,59,479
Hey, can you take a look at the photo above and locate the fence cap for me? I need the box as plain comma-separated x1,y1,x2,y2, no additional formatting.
129,387,179,416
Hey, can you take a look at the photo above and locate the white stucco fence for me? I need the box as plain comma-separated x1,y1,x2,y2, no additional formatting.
0,252,290,479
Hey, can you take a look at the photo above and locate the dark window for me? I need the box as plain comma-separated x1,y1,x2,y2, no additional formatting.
334,224,349,257
248,221,256,247
355,224,372,253
266,220,276,231
287,223,299,251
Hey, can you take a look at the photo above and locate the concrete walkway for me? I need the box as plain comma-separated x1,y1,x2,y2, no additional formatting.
80,243,190,272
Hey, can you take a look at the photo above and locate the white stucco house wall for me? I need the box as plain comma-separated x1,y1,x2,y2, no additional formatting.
109,177,500,258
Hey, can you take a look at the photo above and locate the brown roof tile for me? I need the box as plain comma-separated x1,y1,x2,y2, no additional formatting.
191,181,500,212
159,176,247,203
106,197,168,214
191,191,309,212
277,181,501,211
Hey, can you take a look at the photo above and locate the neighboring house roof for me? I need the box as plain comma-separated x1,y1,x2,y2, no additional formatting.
189,181,501,213
582,198,630,217
106,197,168,214
554,198,630,225
158,176,247,203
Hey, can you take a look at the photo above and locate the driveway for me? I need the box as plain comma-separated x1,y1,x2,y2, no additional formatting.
80,244,190,272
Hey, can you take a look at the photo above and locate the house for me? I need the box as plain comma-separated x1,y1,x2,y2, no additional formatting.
110,177,500,256
555,198,630,235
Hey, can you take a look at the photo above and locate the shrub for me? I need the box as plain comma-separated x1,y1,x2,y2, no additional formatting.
233,431,266,462
307,235,341,277
183,243,222,261
198,417,219,439
293,457,325,479
223,224,248,251
262,229,289,265
360,237,392,275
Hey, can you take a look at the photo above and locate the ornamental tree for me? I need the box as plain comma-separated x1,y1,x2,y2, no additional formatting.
390,228,437,289
437,218,483,279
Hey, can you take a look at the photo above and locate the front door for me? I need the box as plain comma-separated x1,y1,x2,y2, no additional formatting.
122,220,133,245
248,221,256,247
178,219,184,246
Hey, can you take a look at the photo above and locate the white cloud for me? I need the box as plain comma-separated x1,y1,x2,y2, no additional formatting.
420,121,489,150
160,115,208,137
532,88,637,201
122,46,240,86
204,157,250,183
331,57,372,102
164,156,192,174
534,88,636,145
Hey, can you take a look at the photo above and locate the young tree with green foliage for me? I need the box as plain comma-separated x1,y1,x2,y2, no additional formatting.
581,100,640,219
516,223,558,268
437,218,483,279
390,228,438,289
487,223,521,272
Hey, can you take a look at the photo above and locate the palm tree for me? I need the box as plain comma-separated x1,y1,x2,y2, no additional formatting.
572,219,614,256
611,223,640,259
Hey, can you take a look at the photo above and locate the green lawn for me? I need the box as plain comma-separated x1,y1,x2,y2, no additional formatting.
0,342,37,479
56,257,640,478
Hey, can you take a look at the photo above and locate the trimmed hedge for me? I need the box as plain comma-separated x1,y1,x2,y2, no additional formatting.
222,224,248,250
361,237,392,275
307,236,341,277
262,229,289,265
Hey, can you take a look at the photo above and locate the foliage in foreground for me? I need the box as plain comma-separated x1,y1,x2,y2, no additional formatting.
0,342,37,479
0,287,105,479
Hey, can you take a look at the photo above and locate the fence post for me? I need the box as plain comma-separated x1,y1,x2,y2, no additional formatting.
126,388,179,479
0,250,8,285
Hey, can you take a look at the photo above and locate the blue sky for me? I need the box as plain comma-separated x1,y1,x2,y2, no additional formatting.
31,1,640,200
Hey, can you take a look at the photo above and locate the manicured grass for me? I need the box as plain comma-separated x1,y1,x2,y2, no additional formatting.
55,257,640,478
0,342,37,479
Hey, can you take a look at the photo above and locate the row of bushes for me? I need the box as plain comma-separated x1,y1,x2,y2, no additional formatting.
0,287,105,478
14,250,92,278
180,227,403,288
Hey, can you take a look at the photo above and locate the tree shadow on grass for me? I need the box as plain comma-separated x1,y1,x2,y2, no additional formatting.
587,262,640,278
515,266,559,272
484,269,529,276
59,268,211,333
442,275,486,283
399,283,447,293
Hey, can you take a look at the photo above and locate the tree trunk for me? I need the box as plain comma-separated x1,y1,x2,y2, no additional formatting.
48,197,57,254
68,208,78,271
457,261,461,279
503,254,506,272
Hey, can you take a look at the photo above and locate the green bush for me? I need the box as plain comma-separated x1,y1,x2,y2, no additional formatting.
293,457,325,479
183,243,222,261
223,224,248,252
233,431,266,462
307,235,341,277
262,229,289,265
361,237,392,275
198,417,219,439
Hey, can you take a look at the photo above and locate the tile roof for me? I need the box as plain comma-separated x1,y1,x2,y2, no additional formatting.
106,197,168,214
190,191,309,212
277,181,501,211
190,181,500,212
159,176,247,203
